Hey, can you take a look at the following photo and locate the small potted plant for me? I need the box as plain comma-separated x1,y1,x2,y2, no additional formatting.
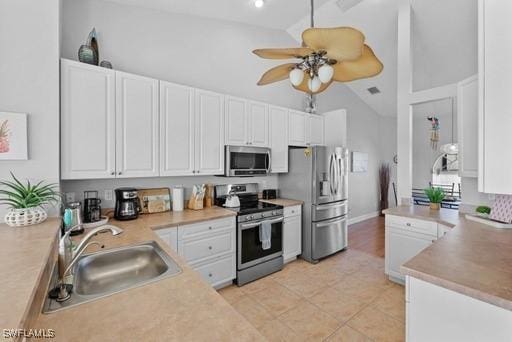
424,187,445,210
0,172,60,227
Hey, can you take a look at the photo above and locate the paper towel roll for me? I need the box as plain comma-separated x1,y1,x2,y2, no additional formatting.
172,187,184,212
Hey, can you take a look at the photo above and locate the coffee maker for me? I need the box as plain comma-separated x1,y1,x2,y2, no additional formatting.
114,188,141,220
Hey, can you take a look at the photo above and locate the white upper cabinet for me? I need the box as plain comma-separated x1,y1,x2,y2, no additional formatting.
61,59,116,180
479,0,512,193
195,89,225,175
288,111,324,147
288,110,308,146
309,114,325,146
269,106,289,173
457,75,478,178
225,97,269,147
225,96,248,146
115,71,159,178
248,101,269,147
160,81,195,176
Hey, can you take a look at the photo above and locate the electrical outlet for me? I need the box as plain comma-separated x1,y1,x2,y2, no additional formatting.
104,190,113,201
65,192,75,203
488,193,496,202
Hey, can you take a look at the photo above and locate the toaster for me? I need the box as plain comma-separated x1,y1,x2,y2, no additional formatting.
262,189,277,200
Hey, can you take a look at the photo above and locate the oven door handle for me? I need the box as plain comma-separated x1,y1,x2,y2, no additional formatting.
239,217,284,230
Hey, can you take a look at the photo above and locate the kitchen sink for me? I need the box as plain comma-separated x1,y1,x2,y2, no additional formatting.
43,241,182,313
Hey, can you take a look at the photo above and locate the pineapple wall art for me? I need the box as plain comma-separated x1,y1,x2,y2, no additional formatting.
0,112,28,160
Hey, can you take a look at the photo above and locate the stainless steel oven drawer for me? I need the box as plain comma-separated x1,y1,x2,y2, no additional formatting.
312,201,348,222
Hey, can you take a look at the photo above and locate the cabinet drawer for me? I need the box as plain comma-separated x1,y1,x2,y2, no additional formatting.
178,217,235,240
385,215,437,236
193,254,235,288
284,205,301,218
179,231,234,263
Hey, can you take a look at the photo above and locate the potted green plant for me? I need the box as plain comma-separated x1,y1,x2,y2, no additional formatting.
424,187,445,210
0,172,60,227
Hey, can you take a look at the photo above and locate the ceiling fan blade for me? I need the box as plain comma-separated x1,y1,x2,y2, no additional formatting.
332,45,384,82
302,27,365,61
253,47,313,59
293,73,332,95
257,63,296,85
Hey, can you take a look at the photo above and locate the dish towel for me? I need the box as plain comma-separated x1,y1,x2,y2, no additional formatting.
259,221,272,250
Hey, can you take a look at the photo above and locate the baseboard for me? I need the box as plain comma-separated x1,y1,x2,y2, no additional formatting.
348,211,381,226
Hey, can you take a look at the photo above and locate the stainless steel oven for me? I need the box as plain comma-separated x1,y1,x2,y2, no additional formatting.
236,210,284,285
225,146,271,177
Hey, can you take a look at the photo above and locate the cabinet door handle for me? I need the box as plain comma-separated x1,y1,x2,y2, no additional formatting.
406,223,411,227
110,171,115,176
196,170,200,174
208,246,212,250
208,273,213,277
208,226,213,230
118,172,123,175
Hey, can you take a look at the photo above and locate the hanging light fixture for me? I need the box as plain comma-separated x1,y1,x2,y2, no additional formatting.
440,97,459,155
253,0,383,95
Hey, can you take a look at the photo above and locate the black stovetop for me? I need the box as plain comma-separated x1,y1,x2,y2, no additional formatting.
214,193,282,215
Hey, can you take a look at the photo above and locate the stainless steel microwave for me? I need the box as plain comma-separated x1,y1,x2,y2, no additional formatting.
224,146,271,177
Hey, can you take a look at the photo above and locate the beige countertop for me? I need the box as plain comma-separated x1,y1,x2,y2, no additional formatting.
0,218,60,333
260,198,304,207
384,205,512,311
383,205,460,227
5,207,264,341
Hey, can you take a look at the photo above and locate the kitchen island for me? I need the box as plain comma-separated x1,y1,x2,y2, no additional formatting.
384,205,512,341
3,207,264,341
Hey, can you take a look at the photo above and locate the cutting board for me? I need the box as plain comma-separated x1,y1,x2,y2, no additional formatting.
138,188,171,214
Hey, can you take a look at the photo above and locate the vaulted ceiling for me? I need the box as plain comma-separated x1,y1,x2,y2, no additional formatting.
287,0,477,117
102,0,477,118
102,0,331,30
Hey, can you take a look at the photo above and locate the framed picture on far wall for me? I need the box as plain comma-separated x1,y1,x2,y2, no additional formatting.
351,151,368,173
0,112,28,160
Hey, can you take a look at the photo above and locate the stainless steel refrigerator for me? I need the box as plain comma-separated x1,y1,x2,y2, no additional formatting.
279,146,348,263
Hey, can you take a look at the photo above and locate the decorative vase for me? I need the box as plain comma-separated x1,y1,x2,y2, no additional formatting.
4,207,48,227
430,203,441,210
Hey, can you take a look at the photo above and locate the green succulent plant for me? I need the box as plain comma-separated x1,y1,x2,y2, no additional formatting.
476,206,491,215
424,187,445,204
0,172,60,209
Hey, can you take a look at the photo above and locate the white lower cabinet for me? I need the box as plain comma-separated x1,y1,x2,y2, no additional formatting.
283,205,302,263
193,254,236,289
157,217,236,289
155,227,178,252
406,276,512,342
385,215,437,283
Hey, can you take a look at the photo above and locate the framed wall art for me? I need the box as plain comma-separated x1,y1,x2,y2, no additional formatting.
351,151,369,173
0,112,28,160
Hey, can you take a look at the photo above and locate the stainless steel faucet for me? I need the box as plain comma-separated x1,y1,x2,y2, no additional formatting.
57,224,123,301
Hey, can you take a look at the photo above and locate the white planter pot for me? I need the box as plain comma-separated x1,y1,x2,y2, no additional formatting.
4,207,48,227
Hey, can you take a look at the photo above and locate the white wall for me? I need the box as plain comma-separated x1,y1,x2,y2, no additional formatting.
61,175,278,209
320,84,397,219
0,0,61,218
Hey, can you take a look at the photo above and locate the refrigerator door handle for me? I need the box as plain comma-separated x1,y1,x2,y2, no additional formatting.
329,153,336,195
315,201,346,210
315,216,347,228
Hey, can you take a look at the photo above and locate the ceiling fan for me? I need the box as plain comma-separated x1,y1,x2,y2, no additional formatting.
253,0,383,95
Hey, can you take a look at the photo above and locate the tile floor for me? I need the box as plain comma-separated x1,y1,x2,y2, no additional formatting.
218,249,405,341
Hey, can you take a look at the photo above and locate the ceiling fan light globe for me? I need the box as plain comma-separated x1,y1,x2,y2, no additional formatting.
308,76,322,92
289,69,305,86
318,64,334,83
